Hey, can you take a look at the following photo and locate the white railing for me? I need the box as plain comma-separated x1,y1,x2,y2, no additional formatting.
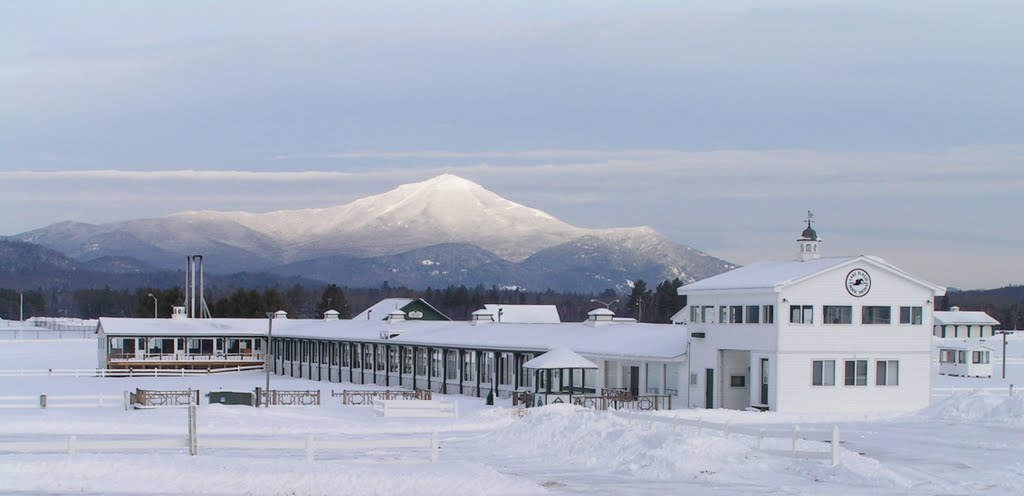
932,385,1017,396
0,329,95,340
0,365,265,378
109,353,265,362
374,400,459,419
0,433,441,463
0,393,118,410
614,411,841,467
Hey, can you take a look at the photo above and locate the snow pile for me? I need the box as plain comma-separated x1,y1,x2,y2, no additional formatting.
482,405,910,489
0,455,542,496
922,391,1024,426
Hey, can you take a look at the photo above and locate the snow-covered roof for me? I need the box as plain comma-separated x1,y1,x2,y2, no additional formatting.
523,347,599,370
98,317,687,360
483,304,561,323
353,299,413,321
934,311,1000,326
679,255,945,295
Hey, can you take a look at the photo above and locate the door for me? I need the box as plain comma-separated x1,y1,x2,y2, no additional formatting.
705,368,714,409
760,358,769,406
629,366,640,398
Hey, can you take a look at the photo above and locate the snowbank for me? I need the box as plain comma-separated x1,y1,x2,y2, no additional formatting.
922,391,1024,426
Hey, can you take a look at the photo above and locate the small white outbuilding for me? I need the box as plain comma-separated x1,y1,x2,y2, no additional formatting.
938,342,994,378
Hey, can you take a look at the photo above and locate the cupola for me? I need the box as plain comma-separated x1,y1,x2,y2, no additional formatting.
796,210,821,261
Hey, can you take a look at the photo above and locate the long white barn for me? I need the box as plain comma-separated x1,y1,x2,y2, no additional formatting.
98,309,686,403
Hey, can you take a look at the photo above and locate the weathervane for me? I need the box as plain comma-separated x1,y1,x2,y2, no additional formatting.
806,210,815,228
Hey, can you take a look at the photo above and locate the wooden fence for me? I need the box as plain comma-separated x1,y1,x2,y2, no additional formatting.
0,432,440,463
0,393,118,410
614,411,841,467
331,389,432,405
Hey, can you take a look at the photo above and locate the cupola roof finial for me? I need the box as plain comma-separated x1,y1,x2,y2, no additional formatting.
800,210,818,241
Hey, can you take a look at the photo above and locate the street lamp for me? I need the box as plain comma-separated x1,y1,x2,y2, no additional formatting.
589,298,619,309
264,311,274,408
147,293,158,319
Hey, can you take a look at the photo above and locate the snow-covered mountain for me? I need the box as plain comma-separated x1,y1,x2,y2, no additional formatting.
13,174,735,290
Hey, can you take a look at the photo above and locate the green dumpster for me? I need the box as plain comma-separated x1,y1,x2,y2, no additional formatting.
207,391,255,406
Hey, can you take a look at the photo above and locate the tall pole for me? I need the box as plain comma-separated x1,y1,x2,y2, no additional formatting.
148,293,158,319
265,312,274,408
1003,331,1008,380
19,292,24,322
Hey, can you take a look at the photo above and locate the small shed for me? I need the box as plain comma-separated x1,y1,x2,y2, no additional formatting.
938,342,994,378
523,347,598,407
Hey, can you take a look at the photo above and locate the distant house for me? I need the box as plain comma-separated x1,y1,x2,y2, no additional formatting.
938,341,994,377
353,298,450,321
933,307,1000,338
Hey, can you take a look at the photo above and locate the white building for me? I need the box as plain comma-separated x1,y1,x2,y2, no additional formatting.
933,307,1000,338
937,341,994,378
677,218,946,413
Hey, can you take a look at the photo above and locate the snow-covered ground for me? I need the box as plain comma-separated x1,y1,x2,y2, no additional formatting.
1,338,1022,495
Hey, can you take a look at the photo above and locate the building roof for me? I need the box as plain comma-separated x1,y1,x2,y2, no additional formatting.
934,310,1000,326
352,298,414,321
523,347,599,370
679,255,945,295
483,304,561,323
98,317,687,360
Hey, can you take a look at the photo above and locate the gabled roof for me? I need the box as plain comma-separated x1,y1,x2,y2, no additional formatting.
483,304,561,323
934,311,1000,326
353,299,414,321
523,347,598,369
678,255,945,296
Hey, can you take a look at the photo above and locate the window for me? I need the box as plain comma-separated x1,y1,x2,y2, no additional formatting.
415,348,427,376
812,360,836,386
900,306,923,325
939,349,956,363
957,350,966,364
719,306,728,324
729,306,743,323
389,347,399,372
972,350,990,364
431,349,443,378
446,351,459,380
862,306,891,324
823,306,853,324
844,360,868,386
701,306,715,323
746,305,760,324
763,305,774,324
730,375,746,388
876,360,899,385
790,305,813,324
690,372,698,385
690,306,698,323
463,352,476,381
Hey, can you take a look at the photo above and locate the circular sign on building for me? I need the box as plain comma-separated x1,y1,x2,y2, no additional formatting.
845,269,871,297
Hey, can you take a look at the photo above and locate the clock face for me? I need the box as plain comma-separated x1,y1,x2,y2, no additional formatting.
846,269,871,297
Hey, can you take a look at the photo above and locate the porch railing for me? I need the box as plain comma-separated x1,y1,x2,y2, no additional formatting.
331,389,431,406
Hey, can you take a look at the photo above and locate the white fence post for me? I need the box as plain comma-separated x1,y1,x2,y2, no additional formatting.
454,401,459,419
430,431,439,463
697,417,703,436
39,394,47,409
831,425,840,467
305,434,315,462
67,435,77,455
723,421,730,439
757,428,765,450
188,405,198,456
673,415,680,433
792,425,800,455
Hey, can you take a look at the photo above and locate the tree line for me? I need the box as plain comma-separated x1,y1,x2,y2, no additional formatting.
0,279,689,324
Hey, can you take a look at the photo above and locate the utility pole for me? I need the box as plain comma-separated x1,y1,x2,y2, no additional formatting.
148,293,158,319
19,292,24,322
265,312,274,407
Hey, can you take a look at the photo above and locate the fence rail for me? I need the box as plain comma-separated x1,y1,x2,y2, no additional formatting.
129,388,200,408
0,365,265,378
331,389,432,405
0,433,440,463
0,393,117,410
262,389,321,406
614,411,841,466
932,385,1017,396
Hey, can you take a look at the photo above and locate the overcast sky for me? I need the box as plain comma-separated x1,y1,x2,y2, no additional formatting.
1,1,1021,290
